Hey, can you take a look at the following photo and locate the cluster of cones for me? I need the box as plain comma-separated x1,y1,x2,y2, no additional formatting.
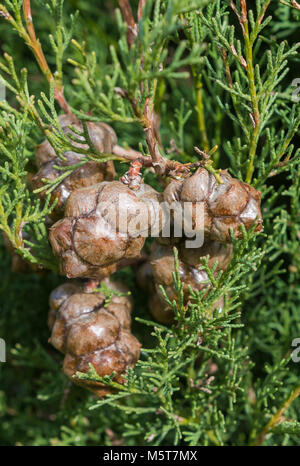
3,114,263,396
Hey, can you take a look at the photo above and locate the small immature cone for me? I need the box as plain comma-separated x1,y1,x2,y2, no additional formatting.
32,114,117,220
138,240,231,324
49,180,162,279
48,278,141,397
163,167,263,243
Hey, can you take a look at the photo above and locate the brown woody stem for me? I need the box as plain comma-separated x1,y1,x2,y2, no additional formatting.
280,0,300,10
292,0,300,10
118,0,137,47
143,97,167,175
117,1,211,180
113,143,200,179
112,144,152,167
22,0,70,113
137,0,146,20
117,0,167,176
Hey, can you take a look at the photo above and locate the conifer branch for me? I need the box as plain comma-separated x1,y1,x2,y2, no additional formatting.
117,0,182,175
22,0,69,113
280,0,300,10
118,0,167,174
118,0,137,47
230,0,263,184
0,0,299,447
253,384,300,446
0,0,70,112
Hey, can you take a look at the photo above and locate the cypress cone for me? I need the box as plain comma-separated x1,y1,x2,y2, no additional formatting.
49,180,162,279
138,240,232,324
32,114,116,220
163,167,263,243
48,278,141,397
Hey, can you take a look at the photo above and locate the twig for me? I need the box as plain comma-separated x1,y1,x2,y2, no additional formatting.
253,384,300,446
230,0,245,35
143,97,167,174
113,142,201,179
258,1,271,25
117,1,207,179
112,144,152,166
230,0,264,183
291,0,300,9
22,0,69,113
137,0,146,21
292,0,300,9
118,0,137,47
117,1,167,176
280,0,300,10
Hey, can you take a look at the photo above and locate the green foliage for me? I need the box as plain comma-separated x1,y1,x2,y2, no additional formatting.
0,107,56,268
0,0,299,446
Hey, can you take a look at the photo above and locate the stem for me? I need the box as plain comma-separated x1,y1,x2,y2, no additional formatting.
117,2,205,179
143,97,167,174
118,0,137,47
112,144,152,166
22,0,69,113
117,0,167,175
244,15,260,183
137,0,146,21
23,0,49,77
257,1,271,24
230,1,261,184
113,142,202,181
291,0,300,9
280,0,300,10
253,384,300,446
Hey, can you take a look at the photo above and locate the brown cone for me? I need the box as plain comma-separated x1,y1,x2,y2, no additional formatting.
48,278,141,397
138,240,231,324
33,114,117,220
49,181,162,279
163,167,263,243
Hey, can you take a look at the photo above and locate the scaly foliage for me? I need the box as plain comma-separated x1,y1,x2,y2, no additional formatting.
0,0,299,446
